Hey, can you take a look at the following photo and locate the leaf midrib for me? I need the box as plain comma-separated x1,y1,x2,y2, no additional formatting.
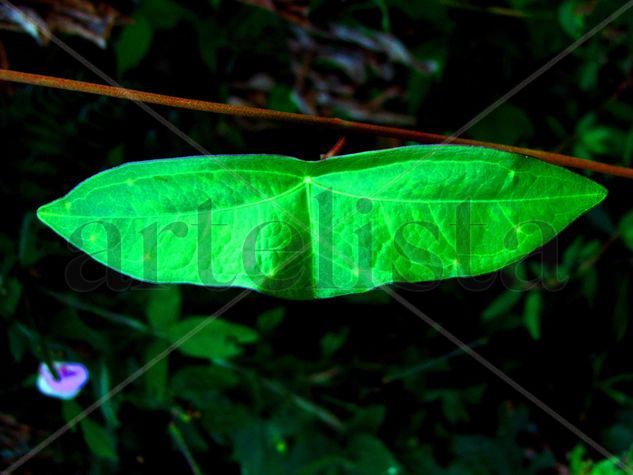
309,182,603,204
43,183,603,221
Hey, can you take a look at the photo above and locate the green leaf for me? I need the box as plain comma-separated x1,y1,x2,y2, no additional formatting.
523,291,542,340
582,127,617,155
256,307,285,332
569,442,633,475
321,327,350,357
569,445,589,474
559,0,586,38
268,85,301,113
37,145,607,299
147,286,181,330
19,212,42,267
81,418,117,461
62,400,117,460
166,317,258,359
144,340,169,402
62,399,81,422
482,289,522,321
115,17,153,76
578,54,600,92
97,361,120,428
581,267,598,306
349,434,402,475
196,19,223,72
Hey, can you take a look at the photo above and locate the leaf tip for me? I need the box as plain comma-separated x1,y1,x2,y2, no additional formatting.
36,202,52,225
36,198,68,229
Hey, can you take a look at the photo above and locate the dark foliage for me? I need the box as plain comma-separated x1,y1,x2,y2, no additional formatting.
2,0,633,473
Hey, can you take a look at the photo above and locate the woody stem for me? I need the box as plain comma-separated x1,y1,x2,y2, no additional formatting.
2,68,633,179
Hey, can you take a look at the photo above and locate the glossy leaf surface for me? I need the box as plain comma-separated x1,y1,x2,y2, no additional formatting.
37,145,607,299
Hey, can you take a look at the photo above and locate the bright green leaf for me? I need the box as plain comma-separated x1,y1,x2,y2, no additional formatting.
37,145,607,299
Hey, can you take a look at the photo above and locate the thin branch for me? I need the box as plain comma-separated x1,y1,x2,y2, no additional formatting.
321,136,347,159
2,68,633,180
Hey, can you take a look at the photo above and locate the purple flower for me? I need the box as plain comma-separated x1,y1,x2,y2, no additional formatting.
36,361,89,400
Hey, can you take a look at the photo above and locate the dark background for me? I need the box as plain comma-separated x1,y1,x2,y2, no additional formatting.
1,0,633,473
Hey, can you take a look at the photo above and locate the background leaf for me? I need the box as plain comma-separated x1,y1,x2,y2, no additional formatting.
523,290,542,340
147,286,181,331
115,17,153,76
166,317,258,359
